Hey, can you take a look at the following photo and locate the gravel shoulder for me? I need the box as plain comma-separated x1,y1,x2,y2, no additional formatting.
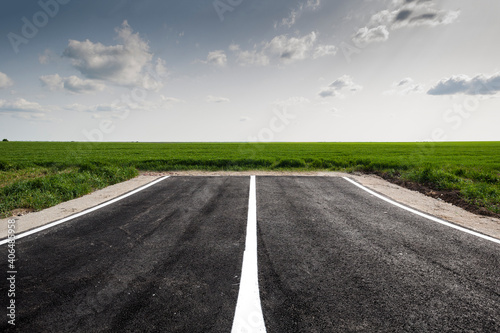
1,171,499,241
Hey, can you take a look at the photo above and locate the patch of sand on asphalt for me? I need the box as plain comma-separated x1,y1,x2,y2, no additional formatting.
1,172,499,241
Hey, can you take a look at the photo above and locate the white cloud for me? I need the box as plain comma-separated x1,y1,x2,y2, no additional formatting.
313,44,337,58
40,74,106,94
62,21,165,89
280,8,300,29
392,7,460,29
428,73,500,95
202,50,227,67
142,58,169,90
229,44,269,66
352,25,389,46
63,76,106,94
229,31,332,66
38,49,57,65
206,95,230,103
0,72,14,89
384,77,424,95
278,0,322,28
0,98,50,113
40,74,64,91
305,0,321,10
355,0,460,44
319,75,362,98
265,32,317,63
63,103,91,112
368,10,396,28
64,103,127,114
160,95,184,103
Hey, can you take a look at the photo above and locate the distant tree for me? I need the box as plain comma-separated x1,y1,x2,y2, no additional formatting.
2,139,8,142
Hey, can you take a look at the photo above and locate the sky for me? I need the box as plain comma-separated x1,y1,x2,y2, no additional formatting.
0,0,499,142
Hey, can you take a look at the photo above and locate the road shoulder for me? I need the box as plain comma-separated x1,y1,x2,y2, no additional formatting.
349,173,500,241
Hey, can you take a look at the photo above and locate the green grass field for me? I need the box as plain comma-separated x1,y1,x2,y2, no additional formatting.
1,141,499,218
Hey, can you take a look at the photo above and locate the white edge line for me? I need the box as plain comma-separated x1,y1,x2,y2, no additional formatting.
231,175,267,333
0,176,170,246
343,177,500,245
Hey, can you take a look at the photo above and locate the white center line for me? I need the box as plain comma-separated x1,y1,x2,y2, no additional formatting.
0,176,170,246
343,177,500,245
231,175,267,333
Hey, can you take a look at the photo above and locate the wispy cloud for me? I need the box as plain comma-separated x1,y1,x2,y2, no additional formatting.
229,31,331,66
265,32,318,63
229,44,269,67
352,25,389,46
38,49,58,65
201,50,228,67
278,0,322,28
384,78,424,95
160,95,185,104
0,72,14,89
313,44,337,59
206,95,230,103
40,74,106,94
319,75,362,98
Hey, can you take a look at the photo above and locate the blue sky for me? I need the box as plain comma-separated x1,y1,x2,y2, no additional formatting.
0,0,499,142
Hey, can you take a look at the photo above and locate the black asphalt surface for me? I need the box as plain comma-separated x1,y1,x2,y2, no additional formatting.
1,176,500,332
1,177,249,332
257,177,500,332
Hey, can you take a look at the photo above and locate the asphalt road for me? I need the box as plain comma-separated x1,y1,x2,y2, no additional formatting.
1,176,499,332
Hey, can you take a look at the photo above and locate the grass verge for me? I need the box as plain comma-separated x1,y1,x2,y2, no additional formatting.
0,164,137,218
